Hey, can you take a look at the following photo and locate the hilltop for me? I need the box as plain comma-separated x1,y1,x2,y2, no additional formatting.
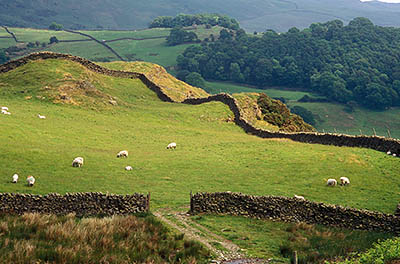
2,0,400,32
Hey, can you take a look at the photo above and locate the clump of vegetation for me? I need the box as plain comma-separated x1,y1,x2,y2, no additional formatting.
279,222,394,264
0,213,211,263
166,27,199,46
290,105,316,126
330,237,400,264
257,93,315,132
150,13,239,30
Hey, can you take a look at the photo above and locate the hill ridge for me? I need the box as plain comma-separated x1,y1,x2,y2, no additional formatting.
1,52,400,155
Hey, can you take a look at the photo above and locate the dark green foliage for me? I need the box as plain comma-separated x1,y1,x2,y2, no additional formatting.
185,72,205,88
280,223,393,264
257,93,315,131
0,50,9,64
49,36,59,44
150,13,239,30
177,17,400,110
48,22,63,31
166,27,198,46
290,106,316,126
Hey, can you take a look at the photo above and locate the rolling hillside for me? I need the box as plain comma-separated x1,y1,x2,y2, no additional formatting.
1,53,400,261
2,0,400,32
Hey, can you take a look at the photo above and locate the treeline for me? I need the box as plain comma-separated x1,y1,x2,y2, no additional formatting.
149,13,239,30
177,18,400,110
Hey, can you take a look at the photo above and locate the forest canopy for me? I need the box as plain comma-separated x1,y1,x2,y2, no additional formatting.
177,17,400,110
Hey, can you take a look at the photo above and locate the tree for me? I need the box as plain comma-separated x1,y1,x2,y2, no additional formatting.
49,22,63,31
0,50,9,64
185,72,206,88
290,106,316,125
166,28,198,46
49,36,59,44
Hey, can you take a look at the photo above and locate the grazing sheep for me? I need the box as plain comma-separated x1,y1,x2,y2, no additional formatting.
294,195,305,200
117,150,128,158
12,174,18,183
72,157,84,167
166,142,177,149
387,151,392,155
1,106,8,111
27,176,35,187
393,153,397,157
1,109,10,115
326,179,337,186
125,166,133,171
340,177,350,186
38,114,46,119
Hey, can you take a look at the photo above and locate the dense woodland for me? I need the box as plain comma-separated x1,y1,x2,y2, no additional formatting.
177,17,400,110
150,14,239,30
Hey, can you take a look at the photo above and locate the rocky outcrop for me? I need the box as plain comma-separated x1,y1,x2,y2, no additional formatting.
0,192,149,216
1,52,399,155
190,192,400,234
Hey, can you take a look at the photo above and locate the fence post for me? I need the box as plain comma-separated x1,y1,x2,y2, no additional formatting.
387,128,392,138
146,192,151,212
359,129,362,135
373,128,377,136
190,191,193,213
293,251,298,264
334,128,337,133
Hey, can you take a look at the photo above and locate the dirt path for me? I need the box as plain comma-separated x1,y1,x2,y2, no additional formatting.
154,208,270,264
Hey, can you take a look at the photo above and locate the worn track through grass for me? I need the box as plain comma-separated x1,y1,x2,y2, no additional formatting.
154,208,246,262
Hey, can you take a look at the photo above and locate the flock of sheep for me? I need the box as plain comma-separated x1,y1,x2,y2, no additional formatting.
9,143,178,187
327,177,350,186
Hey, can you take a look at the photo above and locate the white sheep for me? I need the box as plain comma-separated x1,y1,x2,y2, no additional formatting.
117,150,128,158
72,157,84,167
12,174,18,183
387,151,392,155
1,109,10,115
294,195,305,200
1,106,8,111
38,114,46,119
166,142,177,149
326,179,337,186
27,176,35,187
125,166,133,171
340,177,350,186
393,153,397,157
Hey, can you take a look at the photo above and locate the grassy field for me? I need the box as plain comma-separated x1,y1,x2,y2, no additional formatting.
0,58,399,261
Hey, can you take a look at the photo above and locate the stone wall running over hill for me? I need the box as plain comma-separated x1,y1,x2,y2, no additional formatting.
1,52,400,154
190,192,400,234
0,192,149,216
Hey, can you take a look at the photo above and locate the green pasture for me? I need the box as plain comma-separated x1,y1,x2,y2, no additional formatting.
0,59,399,214
44,41,117,61
108,38,194,67
0,59,399,261
81,28,171,40
8,27,88,43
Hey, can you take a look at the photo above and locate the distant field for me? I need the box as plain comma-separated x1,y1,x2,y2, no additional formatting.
108,38,194,67
9,27,88,42
44,41,117,61
81,28,171,41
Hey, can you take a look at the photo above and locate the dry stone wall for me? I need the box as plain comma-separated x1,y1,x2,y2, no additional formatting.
191,192,400,233
1,52,400,155
0,192,149,217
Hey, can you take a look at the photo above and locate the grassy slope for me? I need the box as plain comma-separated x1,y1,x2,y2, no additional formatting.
1,59,399,261
0,59,399,213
